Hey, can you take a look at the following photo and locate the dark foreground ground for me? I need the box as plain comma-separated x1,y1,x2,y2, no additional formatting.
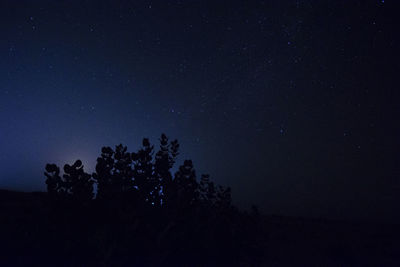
0,189,399,266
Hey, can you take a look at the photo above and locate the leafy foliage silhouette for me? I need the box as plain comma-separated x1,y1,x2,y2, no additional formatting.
42,134,262,265
45,160,93,203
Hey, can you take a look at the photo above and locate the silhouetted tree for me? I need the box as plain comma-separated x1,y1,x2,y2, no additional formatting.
45,161,93,203
153,134,170,207
132,138,155,205
93,146,115,200
44,163,63,199
199,174,216,205
173,159,199,208
216,185,232,209
42,133,262,266
154,134,180,207
114,144,133,193
93,144,134,207
63,160,94,202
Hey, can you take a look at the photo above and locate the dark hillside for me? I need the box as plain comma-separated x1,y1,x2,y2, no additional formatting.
1,189,399,266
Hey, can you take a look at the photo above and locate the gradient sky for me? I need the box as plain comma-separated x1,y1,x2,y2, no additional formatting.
0,0,398,222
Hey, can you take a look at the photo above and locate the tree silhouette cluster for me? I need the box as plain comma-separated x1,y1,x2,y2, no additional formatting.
42,134,263,266
45,134,231,209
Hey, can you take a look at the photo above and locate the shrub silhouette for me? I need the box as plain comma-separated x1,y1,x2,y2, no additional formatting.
93,145,133,201
44,163,63,199
172,159,199,208
63,160,94,202
154,133,179,207
199,174,214,202
45,160,93,202
43,133,261,265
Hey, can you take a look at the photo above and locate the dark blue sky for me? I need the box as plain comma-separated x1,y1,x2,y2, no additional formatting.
1,0,398,222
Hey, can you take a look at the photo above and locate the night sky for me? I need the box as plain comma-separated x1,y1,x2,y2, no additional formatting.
1,0,398,222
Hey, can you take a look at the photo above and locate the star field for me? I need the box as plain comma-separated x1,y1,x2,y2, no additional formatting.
0,0,398,222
